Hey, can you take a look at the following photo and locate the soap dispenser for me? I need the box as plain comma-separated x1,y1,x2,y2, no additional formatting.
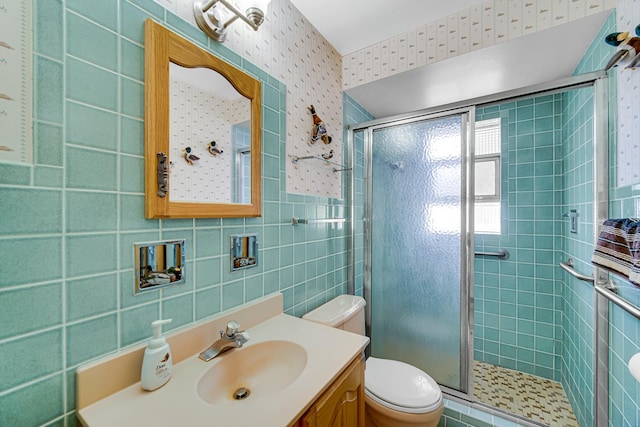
141,319,173,391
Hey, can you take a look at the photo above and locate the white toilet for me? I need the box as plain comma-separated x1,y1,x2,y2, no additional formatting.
303,295,444,427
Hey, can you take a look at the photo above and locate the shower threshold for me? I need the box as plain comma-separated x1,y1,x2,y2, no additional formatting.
473,361,579,426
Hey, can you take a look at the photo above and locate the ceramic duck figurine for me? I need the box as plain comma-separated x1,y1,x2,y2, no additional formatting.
628,24,640,69
604,26,640,70
308,105,332,145
184,146,200,165
208,141,223,157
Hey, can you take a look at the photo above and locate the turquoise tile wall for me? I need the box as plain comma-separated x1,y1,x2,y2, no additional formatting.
474,93,565,382
0,1,348,425
608,186,640,427
343,93,374,298
606,275,640,427
560,84,597,427
439,399,528,427
557,18,608,422
531,10,640,427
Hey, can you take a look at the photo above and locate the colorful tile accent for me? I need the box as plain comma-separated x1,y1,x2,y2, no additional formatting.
474,361,579,426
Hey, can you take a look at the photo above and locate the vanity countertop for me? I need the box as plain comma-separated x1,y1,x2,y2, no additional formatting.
77,299,368,427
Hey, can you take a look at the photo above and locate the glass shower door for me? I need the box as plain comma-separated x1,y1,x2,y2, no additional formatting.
367,112,471,393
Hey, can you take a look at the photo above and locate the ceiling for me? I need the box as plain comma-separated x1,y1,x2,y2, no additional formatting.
289,0,484,57
289,0,611,118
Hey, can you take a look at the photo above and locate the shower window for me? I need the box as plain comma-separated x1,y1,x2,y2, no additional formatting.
475,118,501,234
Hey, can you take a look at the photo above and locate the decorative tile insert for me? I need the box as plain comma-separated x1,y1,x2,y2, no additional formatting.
474,360,579,426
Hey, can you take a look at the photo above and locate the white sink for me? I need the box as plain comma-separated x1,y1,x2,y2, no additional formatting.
77,297,369,427
196,340,307,405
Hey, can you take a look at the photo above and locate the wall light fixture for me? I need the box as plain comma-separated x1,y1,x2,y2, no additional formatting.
193,0,270,42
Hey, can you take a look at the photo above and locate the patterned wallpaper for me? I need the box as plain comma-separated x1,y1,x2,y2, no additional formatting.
343,0,617,90
158,0,344,199
169,73,250,202
0,0,32,164
160,0,640,191
615,0,640,187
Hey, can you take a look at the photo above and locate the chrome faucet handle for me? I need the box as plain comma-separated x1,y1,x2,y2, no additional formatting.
224,320,240,338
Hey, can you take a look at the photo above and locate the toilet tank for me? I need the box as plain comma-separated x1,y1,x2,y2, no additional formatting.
302,295,366,335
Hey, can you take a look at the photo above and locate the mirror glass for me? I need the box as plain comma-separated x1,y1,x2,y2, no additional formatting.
234,144,251,204
169,64,251,204
135,240,186,293
144,19,262,218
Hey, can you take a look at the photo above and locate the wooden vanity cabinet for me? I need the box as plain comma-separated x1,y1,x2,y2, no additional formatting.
297,356,365,427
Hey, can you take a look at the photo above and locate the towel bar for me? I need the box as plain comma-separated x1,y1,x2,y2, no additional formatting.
475,249,510,260
290,155,350,173
559,258,640,320
559,259,594,283
291,218,346,225
594,283,640,320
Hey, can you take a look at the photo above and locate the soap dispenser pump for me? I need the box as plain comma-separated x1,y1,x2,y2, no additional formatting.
141,318,173,391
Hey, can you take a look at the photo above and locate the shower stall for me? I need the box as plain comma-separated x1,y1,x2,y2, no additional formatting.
347,71,609,426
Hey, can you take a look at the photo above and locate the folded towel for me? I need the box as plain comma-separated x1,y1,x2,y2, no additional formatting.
592,218,640,285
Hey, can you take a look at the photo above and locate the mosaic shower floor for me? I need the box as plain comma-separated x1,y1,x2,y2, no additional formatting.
473,361,579,426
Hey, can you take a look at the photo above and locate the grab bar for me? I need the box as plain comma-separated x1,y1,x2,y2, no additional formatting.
560,258,640,320
291,218,346,225
594,284,640,320
559,259,594,283
475,249,510,260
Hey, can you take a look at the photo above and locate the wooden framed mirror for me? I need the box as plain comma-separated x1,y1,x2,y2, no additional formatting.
144,19,262,218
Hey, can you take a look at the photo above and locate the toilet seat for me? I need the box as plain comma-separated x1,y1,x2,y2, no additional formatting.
365,357,443,414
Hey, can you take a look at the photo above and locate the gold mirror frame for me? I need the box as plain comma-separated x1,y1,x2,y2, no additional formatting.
144,19,262,218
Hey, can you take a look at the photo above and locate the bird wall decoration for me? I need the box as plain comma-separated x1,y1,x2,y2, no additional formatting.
308,104,332,145
208,141,223,157
321,150,334,160
604,25,640,71
184,146,200,165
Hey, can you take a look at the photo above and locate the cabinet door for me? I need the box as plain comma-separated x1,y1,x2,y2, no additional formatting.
300,358,365,427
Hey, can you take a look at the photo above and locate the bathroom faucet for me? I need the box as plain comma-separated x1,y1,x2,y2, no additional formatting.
198,320,249,362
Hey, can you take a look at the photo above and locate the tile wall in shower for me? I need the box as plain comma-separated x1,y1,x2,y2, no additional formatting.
558,11,615,427
560,84,597,427
474,93,565,382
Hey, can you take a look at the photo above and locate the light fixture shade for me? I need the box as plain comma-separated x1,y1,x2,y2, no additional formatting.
244,0,269,28
250,0,270,13
194,0,270,42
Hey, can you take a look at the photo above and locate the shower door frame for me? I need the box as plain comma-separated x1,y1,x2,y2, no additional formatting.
360,108,476,399
347,69,610,423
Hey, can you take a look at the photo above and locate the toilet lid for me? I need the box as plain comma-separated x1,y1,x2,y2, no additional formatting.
365,357,442,413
